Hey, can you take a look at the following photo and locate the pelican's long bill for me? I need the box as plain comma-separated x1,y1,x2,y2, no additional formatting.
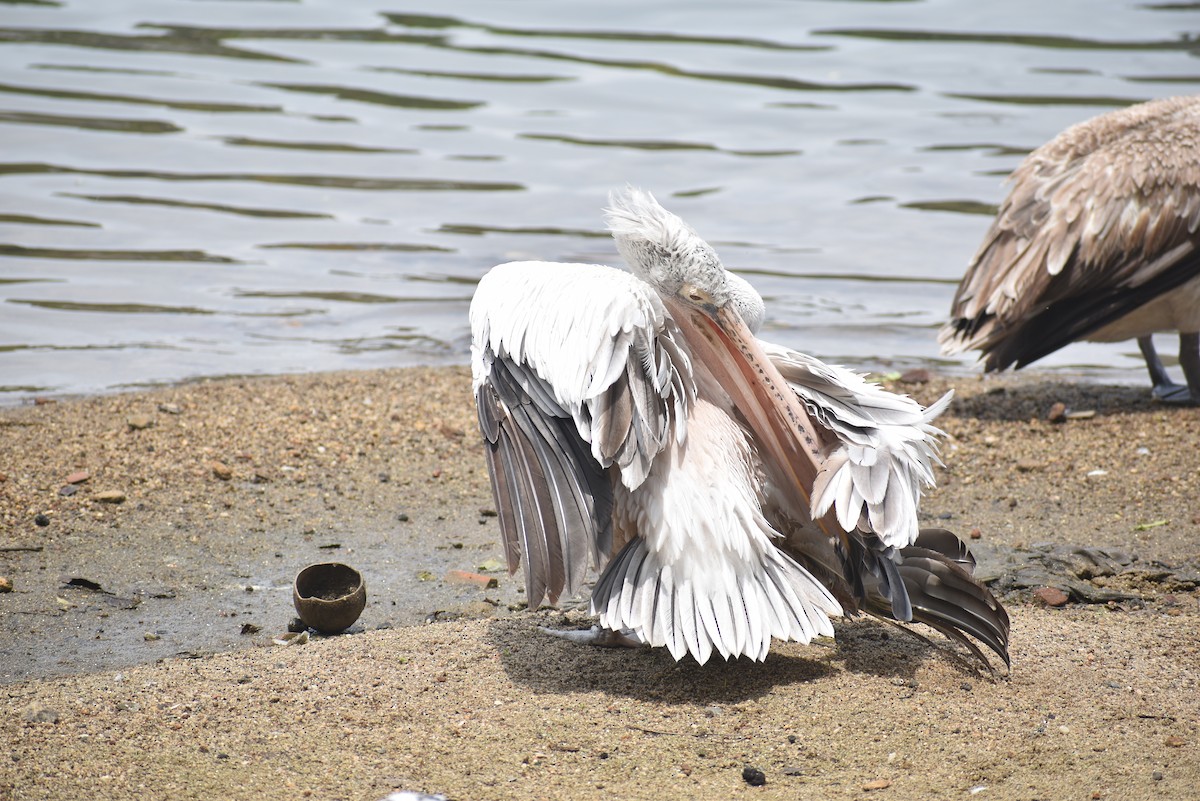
665,299,842,543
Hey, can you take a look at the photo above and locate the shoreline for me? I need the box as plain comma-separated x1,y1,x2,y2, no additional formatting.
2,366,1198,800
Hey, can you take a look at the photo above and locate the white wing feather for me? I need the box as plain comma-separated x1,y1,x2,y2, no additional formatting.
761,342,950,549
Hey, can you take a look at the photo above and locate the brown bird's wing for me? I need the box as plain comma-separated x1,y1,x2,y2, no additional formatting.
941,95,1200,369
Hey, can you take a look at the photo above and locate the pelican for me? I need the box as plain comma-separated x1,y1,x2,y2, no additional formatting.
940,95,1200,403
471,188,1009,669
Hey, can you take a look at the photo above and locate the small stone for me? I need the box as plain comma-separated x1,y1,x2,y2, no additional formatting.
158,403,182,414
1152,771,1164,781
287,617,307,633
127,415,154,431
22,702,59,724
65,470,90,484
1165,735,1186,747
742,766,767,787
34,514,50,527
93,490,127,504
782,766,804,776
143,632,161,641
0,577,12,593
58,484,78,497
969,527,983,540
1033,586,1069,607
397,513,410,522
445,569,498,589
210,461,233,480
1016,460,1044,473
1065,409,1096,420
863,779,892,791
1047,402,1067,423
899,368,931,384
240,623,261,636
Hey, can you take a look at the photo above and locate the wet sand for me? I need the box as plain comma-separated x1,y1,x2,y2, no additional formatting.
1,367,1198,800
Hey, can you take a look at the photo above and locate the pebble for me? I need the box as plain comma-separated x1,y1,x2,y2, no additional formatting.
1033,586,1070,607
863,779,892,791
969,527,983,540
0,576,12,593
742,766,766,787
65,470,90,484
93,490,127,504
1152,771,1164,781
127,415,154,431
34,513,49,527
287,617,307,633
22,702,59,724
158,403,182,414
899,368,931,384
445,569,498,589
143,632,161,641
58,484,78,497
210,461,233,480
1047,402,1067,423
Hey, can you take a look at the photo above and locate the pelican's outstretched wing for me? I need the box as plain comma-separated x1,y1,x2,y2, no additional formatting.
940,95,1200,369
762,342,950,550
471,261,694,607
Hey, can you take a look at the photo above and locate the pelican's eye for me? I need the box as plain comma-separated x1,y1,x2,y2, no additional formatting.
681,283,712,306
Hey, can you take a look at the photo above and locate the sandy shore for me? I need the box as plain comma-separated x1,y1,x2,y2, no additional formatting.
1,367,1198,800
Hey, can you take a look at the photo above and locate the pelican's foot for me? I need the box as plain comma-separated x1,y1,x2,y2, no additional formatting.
1151,382,1195,404
538,624,645,649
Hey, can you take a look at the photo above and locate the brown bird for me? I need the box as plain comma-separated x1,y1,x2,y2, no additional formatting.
940,95,1200,403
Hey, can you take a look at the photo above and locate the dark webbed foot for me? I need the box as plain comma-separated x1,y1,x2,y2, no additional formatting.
1151,382,1194,404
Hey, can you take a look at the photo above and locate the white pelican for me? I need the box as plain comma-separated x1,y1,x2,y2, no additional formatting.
940,95,1200,403
471,188,1009,668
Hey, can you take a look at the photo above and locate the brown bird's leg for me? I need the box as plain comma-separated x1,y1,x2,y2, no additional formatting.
1139,336,1190,402
1177,332,1200,405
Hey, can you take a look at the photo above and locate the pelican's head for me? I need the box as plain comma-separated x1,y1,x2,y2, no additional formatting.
604,187,732,313
727,272,765,334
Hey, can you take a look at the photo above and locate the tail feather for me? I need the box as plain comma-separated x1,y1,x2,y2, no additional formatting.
591,536,841,664
865,539,1011,670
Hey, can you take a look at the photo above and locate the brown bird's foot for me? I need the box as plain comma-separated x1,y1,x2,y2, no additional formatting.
538,625,645,649
1151,382,1195,404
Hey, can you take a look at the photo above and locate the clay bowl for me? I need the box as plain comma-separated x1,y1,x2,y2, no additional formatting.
292,562,367,634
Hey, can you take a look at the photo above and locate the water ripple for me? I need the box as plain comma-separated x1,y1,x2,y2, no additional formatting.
61,193,334,220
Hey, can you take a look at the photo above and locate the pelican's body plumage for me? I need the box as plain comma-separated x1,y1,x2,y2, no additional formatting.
940,95,1200,402
472,189,1009,668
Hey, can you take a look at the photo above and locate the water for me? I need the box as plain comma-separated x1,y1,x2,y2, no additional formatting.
1,0,1198,402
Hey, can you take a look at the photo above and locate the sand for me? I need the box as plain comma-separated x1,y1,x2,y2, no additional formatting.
1,367,1198,800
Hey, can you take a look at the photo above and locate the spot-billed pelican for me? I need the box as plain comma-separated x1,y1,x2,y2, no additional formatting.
940,95,1200,403
471,188,1009,668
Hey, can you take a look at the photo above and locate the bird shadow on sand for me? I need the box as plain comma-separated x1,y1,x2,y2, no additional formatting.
485,613,984,705
945,380,1169,423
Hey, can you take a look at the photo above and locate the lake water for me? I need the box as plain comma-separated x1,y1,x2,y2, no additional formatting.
2,0,1198,403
